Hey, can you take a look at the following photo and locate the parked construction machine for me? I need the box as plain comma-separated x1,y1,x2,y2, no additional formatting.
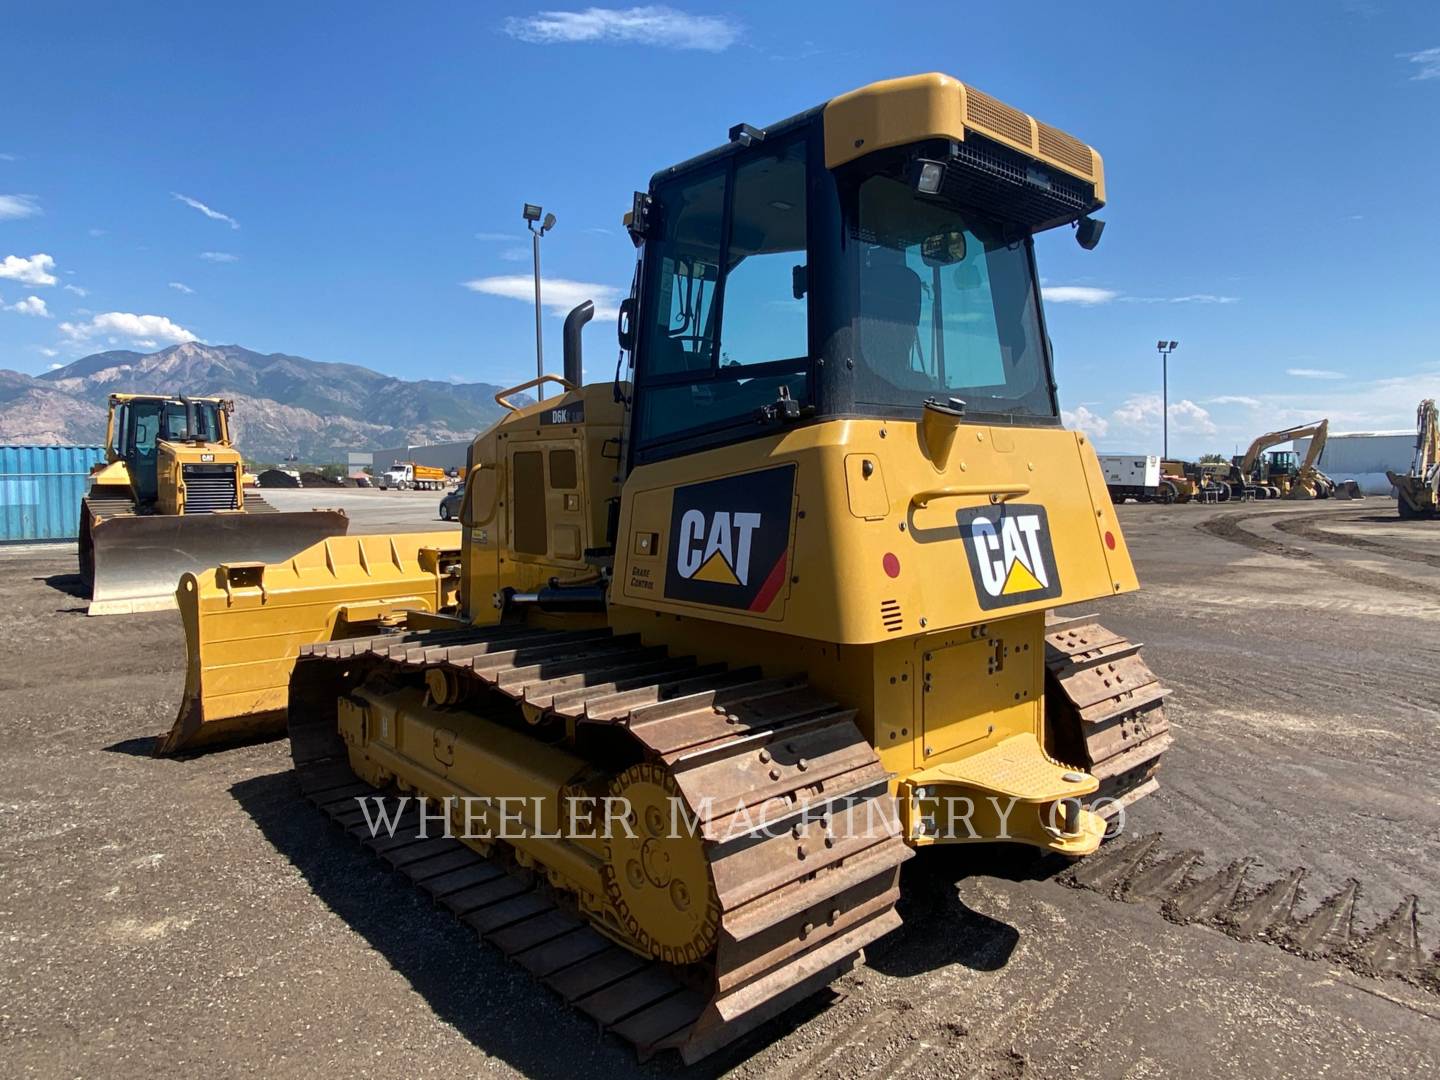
1387,399,1438,519
80,393,349,615
1225,420,1335,500
166,74,1171,1060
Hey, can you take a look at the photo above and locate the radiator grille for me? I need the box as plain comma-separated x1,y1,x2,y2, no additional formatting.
182,466,238,513
880,599,904,633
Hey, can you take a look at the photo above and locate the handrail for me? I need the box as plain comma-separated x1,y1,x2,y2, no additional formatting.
494,374,579,413
911,483,1030,508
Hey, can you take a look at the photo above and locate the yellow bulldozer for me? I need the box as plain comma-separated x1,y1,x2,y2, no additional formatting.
1387,399,1438,519
162,73,1172,1059
79,392,349,615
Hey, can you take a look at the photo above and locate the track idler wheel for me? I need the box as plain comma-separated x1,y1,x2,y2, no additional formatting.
602,763,721,965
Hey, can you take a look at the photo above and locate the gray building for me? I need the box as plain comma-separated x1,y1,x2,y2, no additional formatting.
367,440,472,475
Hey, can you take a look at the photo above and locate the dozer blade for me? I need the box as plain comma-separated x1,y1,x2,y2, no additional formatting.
159,529,462,755
86,509,352,616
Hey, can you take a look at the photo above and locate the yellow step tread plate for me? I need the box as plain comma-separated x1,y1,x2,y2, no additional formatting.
910,733,1097,802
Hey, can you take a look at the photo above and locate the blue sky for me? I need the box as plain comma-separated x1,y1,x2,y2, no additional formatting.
2,1,1437,457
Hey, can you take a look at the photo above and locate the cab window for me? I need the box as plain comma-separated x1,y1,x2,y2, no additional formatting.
129,400,163,456
636,137,810,451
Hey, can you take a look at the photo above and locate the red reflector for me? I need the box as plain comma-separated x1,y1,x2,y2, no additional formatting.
1104,531,1116,550
882,553,901,578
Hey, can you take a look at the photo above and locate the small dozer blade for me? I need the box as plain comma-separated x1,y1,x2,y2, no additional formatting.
85,509,352,616
159,529,462,755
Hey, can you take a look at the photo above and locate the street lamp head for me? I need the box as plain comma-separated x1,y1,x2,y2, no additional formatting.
1156,340,1167,351
541,212,556,234
523,203,542,223
1168,340,1179,350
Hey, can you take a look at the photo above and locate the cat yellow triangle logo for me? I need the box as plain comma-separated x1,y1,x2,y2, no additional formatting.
692,550,741,585
1001,557,1043,595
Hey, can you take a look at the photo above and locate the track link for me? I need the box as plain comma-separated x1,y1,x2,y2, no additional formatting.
288,623,911,1063
1043,618,1172,814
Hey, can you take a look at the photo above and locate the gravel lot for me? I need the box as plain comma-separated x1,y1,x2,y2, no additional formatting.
1,497,1437,1078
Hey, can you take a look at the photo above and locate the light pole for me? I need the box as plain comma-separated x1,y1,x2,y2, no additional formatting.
1156,339,1179,459
524,203,557,399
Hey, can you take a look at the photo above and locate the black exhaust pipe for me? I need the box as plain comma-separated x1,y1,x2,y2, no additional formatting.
562,300,594,387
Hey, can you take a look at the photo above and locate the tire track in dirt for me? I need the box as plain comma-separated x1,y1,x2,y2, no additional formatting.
1270,511,1440,569
1060,832,1440,994
1196,511,1440,599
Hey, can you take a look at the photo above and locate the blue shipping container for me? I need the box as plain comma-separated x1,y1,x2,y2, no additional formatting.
0,445,108,542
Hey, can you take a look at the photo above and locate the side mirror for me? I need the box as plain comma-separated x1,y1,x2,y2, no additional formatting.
617,296,637,353
791,264,808,300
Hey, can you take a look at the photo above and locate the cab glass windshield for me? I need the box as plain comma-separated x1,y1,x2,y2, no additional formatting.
850,174,1055,419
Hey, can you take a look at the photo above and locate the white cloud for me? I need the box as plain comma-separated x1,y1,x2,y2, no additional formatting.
1121,293,1239,305
59,311,198,346
1204,394,1262,407
1061,404,1109,439
88,227,106,237
1042,285,1117,305
199,251,238,263
1111,393,1217,436
4,294,50,317
168,281,195,294
0,153,17,162
172,192,240,229
0,194,41,221
40,347,58,358
1286,367,1344,380
0,252,57,286
504,6,741,51
1399,46,1440,81
463,274,622,320
63,283,87,297
1043,285,1239,306
499,246,531,262
474,231,514,242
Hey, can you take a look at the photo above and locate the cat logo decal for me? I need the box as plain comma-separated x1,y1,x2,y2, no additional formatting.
956,504,1063,610
665,465,794,613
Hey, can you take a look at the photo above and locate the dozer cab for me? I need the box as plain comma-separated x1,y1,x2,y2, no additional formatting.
1388,399,1438,519
79,393,349,615
168,74,1171,1060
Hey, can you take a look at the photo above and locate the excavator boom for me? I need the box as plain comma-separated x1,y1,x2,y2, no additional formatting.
1387,399,1439,518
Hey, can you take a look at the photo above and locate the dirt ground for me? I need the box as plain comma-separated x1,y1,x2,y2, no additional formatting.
1,498,1437,1079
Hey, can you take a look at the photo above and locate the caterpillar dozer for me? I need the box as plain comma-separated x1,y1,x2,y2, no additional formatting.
168,73,1171,1060
79,393,349,615
1387,399,1438,519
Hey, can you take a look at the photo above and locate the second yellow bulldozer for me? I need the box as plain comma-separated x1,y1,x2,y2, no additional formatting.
80,393,349,615
165,73,1172,1060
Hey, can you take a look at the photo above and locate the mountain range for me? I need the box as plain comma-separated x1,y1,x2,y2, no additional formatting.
0,343,517,462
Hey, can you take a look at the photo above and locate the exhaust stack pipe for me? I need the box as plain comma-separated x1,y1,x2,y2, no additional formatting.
563,300,594,387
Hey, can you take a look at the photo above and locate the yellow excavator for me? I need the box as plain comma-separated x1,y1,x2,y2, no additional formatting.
163,74,1172,1059
1387,399,1438,519
1225,419,1335,499
80,393,349,615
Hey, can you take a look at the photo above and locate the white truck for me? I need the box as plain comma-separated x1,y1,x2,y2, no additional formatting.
376,461,447,491
1097,454,1163,502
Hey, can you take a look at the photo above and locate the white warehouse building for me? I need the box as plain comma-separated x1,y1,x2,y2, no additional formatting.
366,441,472,475
1292,430,1416,495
